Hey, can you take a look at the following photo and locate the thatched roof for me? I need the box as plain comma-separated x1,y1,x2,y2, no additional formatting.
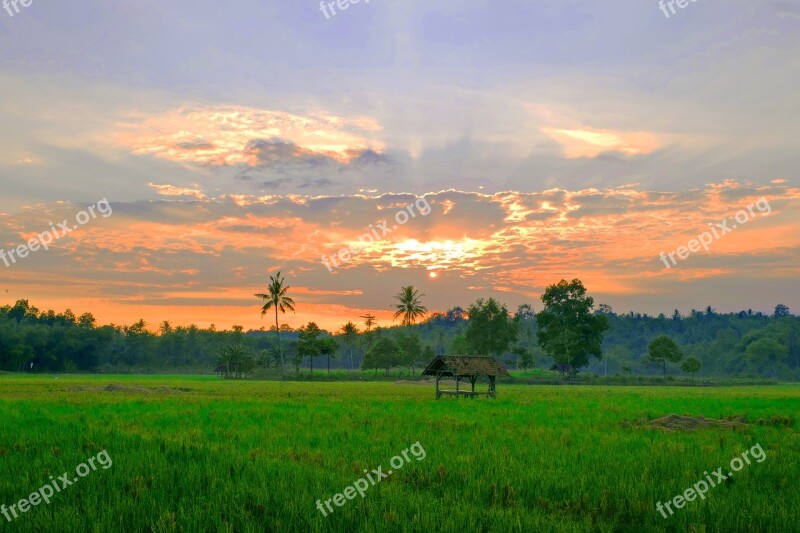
421,356,510,377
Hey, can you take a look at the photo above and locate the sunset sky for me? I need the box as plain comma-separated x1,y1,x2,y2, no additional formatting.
0,1,798,331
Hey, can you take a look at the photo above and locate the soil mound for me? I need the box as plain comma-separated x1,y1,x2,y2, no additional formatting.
104,384,151,393
647,414,747,431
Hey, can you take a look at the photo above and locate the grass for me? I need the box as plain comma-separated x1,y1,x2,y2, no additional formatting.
0,375,798,532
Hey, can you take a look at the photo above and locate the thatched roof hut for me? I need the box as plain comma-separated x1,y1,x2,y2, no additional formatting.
421,356,510,399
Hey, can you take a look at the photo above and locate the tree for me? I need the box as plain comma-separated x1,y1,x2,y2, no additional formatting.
536,279,609,373
366,337,400,375
340,322,359,372
215,345,255,379
774,304,791,318
159,321,172,336
444,306,467,326
597,303,614,315
744,337,788,377
319,337,338,375
297,322,321,375
516,303,536,321
422,345,436,364
450,335,469,355
512,345,533,371
465,298,518,357
77,313,96,329
396,331,422,373
648,335,684,377
681,356,702,379
393,286,428,330
255,271,295,378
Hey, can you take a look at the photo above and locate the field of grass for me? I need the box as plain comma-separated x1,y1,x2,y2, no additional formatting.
0,375,798,532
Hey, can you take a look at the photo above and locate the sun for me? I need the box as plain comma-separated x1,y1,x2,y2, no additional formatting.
429,271,439,279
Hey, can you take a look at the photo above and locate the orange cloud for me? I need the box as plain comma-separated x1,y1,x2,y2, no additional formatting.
543,126,661,158
2,182,798,330
116,104,386,167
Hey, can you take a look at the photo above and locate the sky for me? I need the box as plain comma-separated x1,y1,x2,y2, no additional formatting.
0,0,798,332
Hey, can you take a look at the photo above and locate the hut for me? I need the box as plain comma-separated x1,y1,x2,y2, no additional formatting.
421,356,510,399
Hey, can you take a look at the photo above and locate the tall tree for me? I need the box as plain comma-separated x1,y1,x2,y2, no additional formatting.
392,286,428,331
297,322,321,375
648,335,684,377
395,331,422,373
536,279,609,373
255,271,295,378
466,298,519,358
366,336,400,375
340,322,359,372
319,337,338,375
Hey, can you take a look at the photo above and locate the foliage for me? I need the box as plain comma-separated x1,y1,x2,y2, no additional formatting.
465,298,518,357
297,322,322,374
339,322,359,372
648,335,684,377
363,337,400,375
395,331,422,371
392,286,428,328
254,271,295,377
319,337,338,375
1,296,799,379
215,345,255,379
680,356,703,377
536,279,609,371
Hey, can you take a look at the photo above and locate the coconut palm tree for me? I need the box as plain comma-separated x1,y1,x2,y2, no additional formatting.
393,286,428,331
255,271,295,377
340,322,359,371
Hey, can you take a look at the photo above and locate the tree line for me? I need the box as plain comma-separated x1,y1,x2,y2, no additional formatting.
0,275,796,380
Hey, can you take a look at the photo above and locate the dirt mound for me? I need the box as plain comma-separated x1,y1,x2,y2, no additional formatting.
154,386,186,394
755,415,793,427
104,384,151,393
647,414,748,431
69,384,188,394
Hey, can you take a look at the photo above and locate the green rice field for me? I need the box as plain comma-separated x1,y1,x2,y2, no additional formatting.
1,375,798,532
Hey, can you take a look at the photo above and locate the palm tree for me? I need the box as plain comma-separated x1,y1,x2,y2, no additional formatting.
319,337,338,375
255,271,295,377
216,345,255,379
393,286,428,331
340,322,359,372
